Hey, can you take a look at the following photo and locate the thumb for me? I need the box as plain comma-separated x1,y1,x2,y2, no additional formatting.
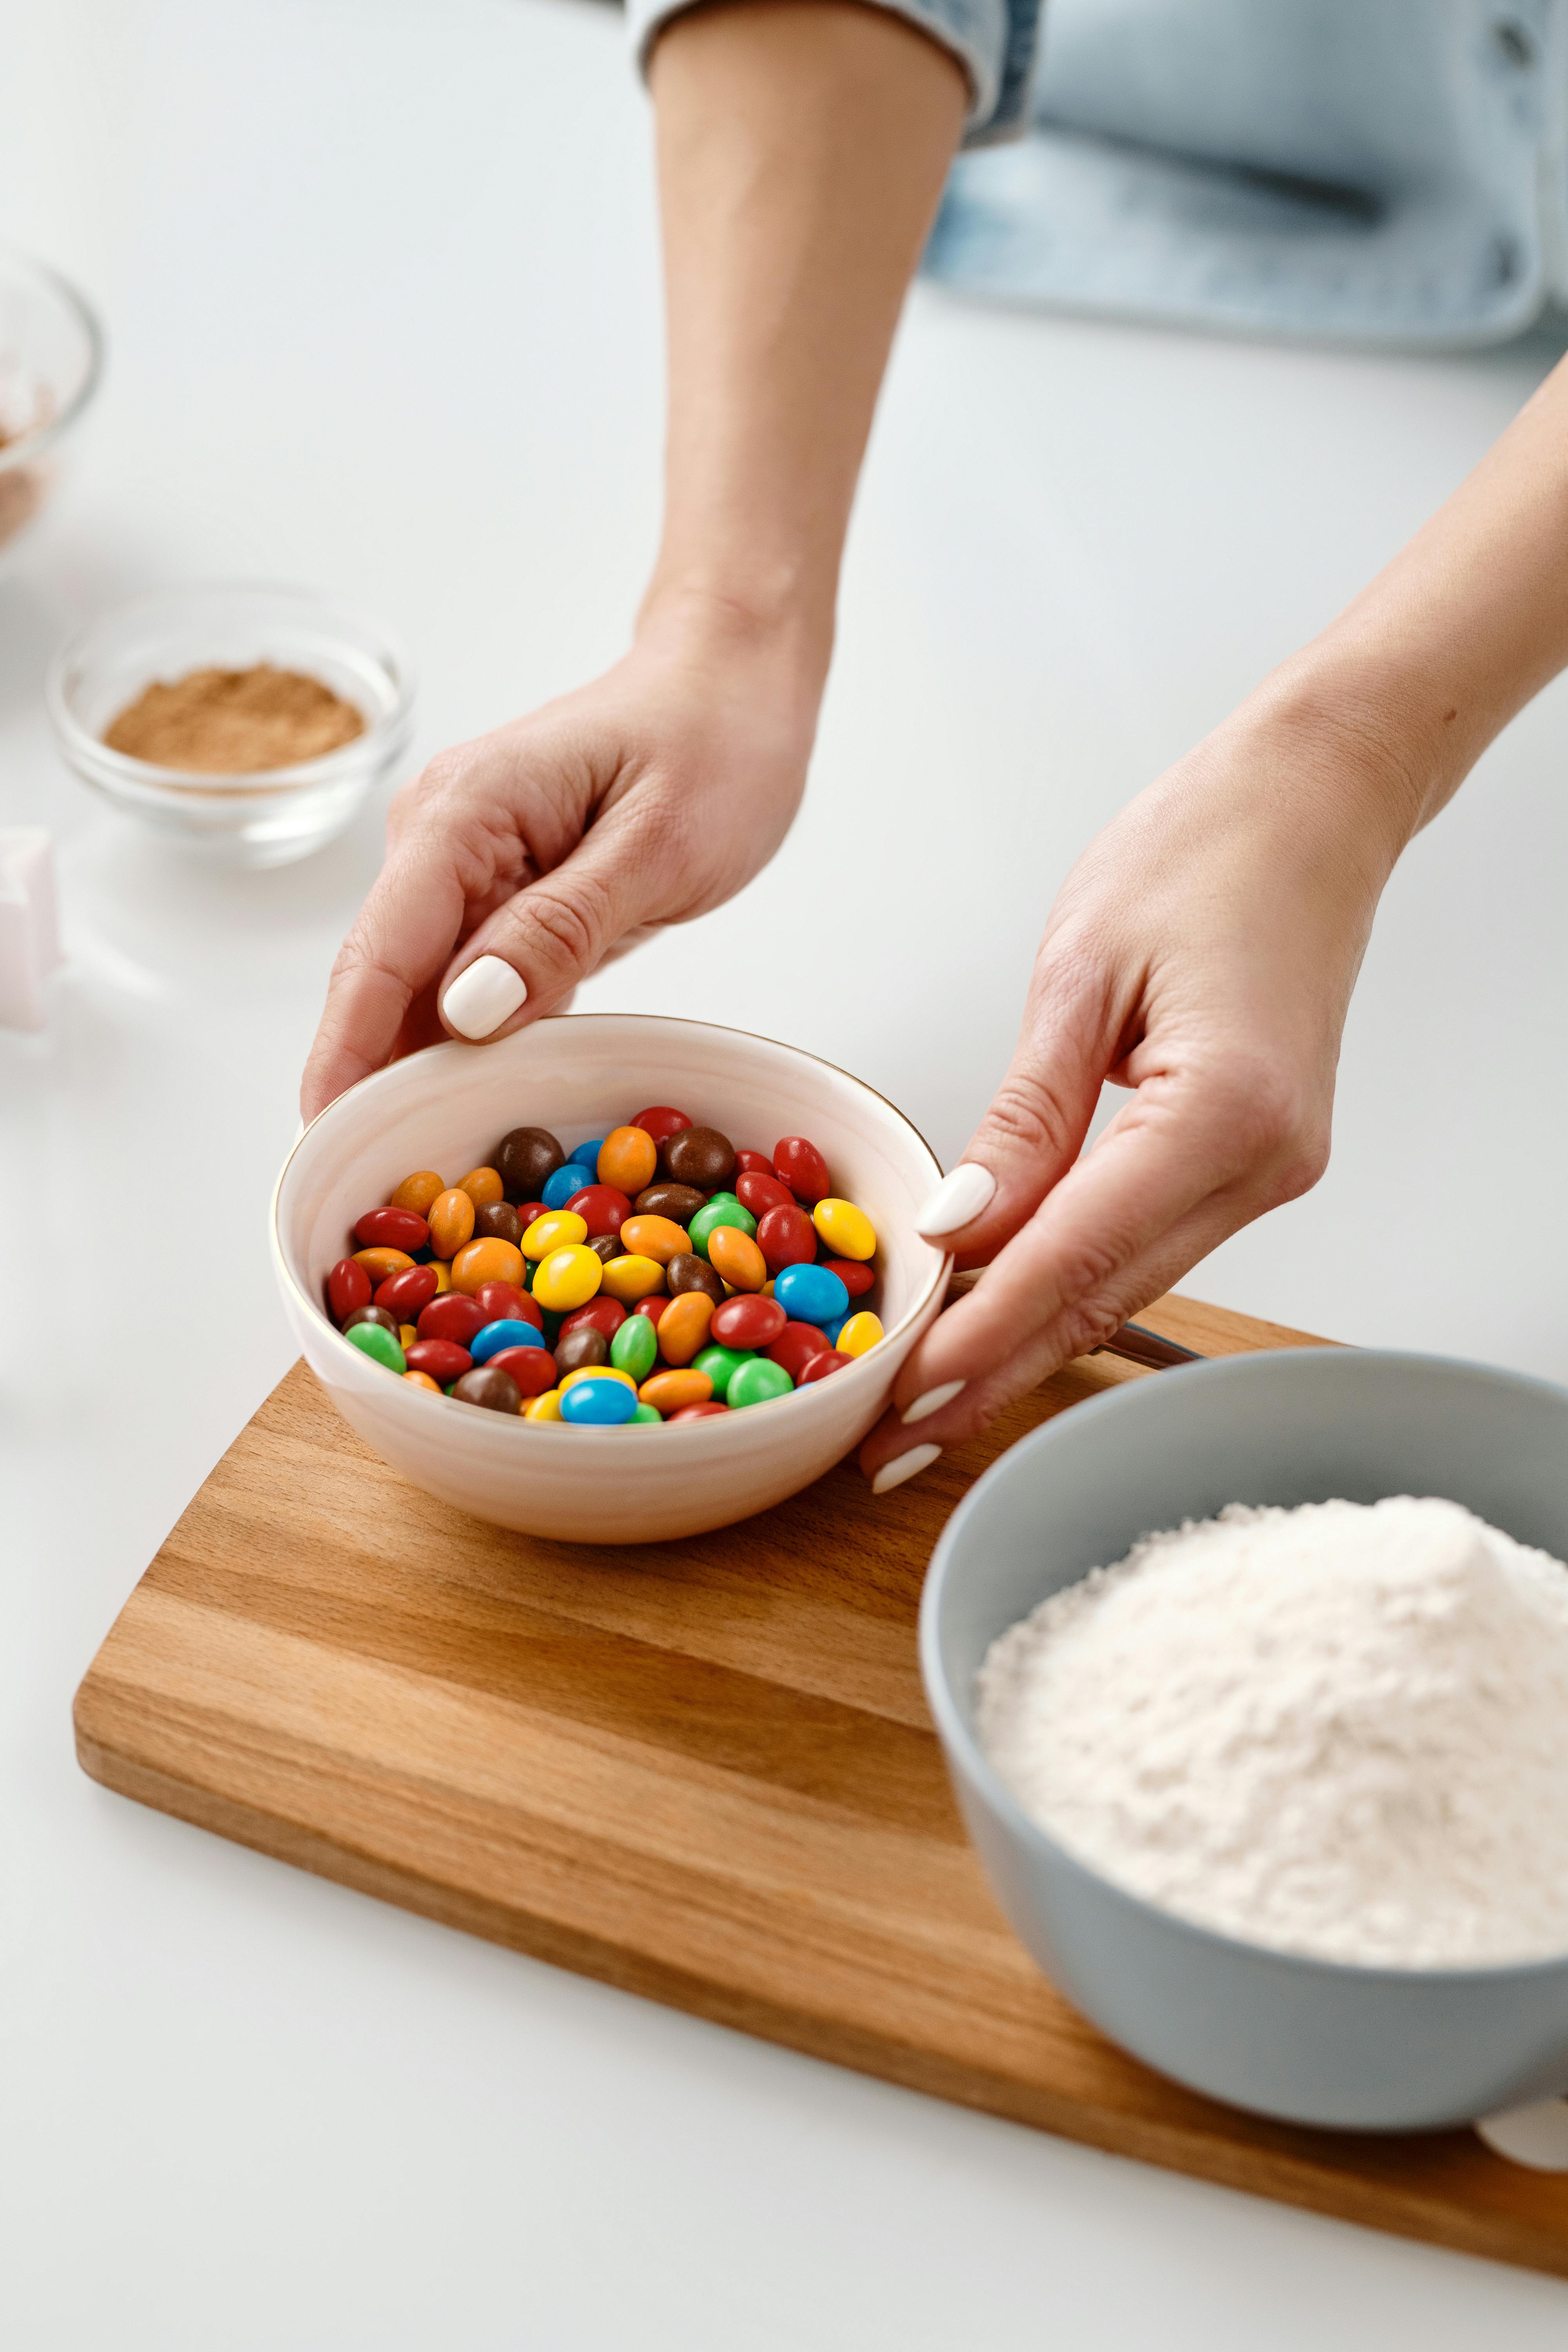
437,808,668,1043
915,963,1112,1263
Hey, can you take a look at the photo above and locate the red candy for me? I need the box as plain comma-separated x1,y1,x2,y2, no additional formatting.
733,1150,775,1178
821,1258,875,1298
631,1106,692,1147
635,1294,673,1327
488,1345,557,1397
417,1293,487,1348
755,1203,817,1275
564,1183,632,1240
353,1205,430,1254
773,1136,830,1206
375,1263,440,1320
799,1348,851,1383
474,1279,542,1330
668,1401,729,1421
405,1338,472,1384
327,1257,371,1325
711,1294,786,1351
560,1296,626,1340
515,1201,547,1227
766,1321,833,1381
735,1170,793,1220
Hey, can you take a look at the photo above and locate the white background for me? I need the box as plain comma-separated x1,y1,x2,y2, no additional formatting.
5,0,1568,2341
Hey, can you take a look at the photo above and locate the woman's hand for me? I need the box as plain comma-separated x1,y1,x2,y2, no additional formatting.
301,606,817,1121
860,677,1425,1492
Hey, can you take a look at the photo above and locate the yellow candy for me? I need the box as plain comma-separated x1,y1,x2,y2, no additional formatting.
560,1365,637,1394
812,1197,877,1261
523,1388,564,1421
522,1209,588,1261
599,1253,666,1304
531,1243,603,1312
430,1259,452,1295
398,1323,417,1351
836,1310,884,1358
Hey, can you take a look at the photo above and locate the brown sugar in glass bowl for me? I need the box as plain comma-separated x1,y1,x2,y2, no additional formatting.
104,664,366,775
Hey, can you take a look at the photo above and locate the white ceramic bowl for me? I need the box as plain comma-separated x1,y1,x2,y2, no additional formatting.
272,1014,949,1543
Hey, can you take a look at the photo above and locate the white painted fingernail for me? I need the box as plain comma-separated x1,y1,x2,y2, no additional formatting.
871,1442,941,1496
902,1380,965,1426
442,955,528,1041
915,1162,996,1239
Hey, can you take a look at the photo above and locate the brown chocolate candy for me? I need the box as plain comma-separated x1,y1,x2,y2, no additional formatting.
495,1126,564,1202
473,1200,523,1247
554,1323,610,1375
343,1304,399,1338
587,1234,621,1264
633,1181,706,1226
450,1363,521,1413
661,1126,736,1192
666,1252,725,1306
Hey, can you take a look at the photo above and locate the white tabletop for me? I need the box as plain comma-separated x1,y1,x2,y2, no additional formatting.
5,2,1568,2341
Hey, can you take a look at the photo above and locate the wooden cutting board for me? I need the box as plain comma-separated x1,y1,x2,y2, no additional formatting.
73,1292,1568,2281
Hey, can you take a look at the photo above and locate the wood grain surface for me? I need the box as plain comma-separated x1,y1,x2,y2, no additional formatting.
74,1292,1568,2280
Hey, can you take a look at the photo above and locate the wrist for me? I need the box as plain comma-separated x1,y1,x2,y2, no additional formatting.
634,570,833,714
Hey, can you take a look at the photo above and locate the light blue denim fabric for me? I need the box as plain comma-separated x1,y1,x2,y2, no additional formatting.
926,0,1568,346
626,0,1044,145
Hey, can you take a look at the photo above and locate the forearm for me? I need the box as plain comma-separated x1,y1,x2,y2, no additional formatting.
641,0,967,689
1250,350,1568,871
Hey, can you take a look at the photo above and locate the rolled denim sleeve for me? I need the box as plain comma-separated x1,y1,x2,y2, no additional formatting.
627,0,1044,147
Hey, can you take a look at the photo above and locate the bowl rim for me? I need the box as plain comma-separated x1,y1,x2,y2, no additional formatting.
44,579,417,796
272,1010,951,1446
920,1342,1568,1986
0,242,105,472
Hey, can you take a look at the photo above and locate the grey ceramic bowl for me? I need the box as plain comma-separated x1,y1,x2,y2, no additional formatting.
920,1347,1568,2132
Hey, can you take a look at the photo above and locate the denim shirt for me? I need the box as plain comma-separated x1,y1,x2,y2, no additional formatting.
626,0,1044,145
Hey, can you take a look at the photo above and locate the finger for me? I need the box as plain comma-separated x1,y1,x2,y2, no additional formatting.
436,797,677,1042
861,1181,1241,1487
301,840,469,1120
911,954,1122,1260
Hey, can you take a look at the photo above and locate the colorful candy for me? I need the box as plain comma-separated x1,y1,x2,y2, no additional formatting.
325,1098,884,1426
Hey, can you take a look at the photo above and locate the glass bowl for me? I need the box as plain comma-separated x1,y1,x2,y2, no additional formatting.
0,243,103,571
46,583,417,867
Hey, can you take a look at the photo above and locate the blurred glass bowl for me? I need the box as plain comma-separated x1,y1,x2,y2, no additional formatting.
46,583,417,867
0,244,103,570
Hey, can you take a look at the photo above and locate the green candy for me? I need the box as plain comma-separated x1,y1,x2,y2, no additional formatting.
629,1402,663,1425
610,1314,659,1383
692,1343,755,1401
688,1198,757,1260
727,1357,794,1410
347,1321,405,1375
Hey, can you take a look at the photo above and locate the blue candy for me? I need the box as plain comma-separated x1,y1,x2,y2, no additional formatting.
774,1262,850,1327
470,1318,546,1364
575,1139,607,1170
541,1161,598,1210
560,1374,638,1426
822,1313,848,1351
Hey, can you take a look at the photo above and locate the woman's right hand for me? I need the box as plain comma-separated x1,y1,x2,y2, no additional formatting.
301,603,819,1122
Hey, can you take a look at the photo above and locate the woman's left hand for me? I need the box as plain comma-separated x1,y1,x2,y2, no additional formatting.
858,680,1421,1493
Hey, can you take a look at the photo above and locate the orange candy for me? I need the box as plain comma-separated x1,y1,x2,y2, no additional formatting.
597,1125,658,1196
428,1186,476,1259
402,1369,442,1392
352,1246,415,1285
640,1368,714,1416
708,1225,767,1292
654,1290,714,1367
388,1170,445,1215
619,1214,690,1266
457,1165,504,1208
451,1236,526,1295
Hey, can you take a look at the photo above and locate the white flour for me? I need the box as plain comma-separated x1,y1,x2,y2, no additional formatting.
976,1496,1568,1967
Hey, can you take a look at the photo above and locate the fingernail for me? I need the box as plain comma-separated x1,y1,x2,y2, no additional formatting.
871,1442,941,1496
442,955,528,1041
915,1162,996,1240
902,1380,965,1426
